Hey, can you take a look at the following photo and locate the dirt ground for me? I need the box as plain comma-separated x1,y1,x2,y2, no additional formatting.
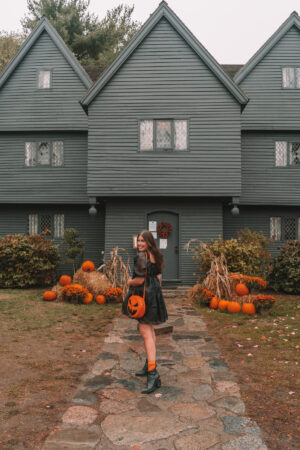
200,294,300,450
0,289,120,450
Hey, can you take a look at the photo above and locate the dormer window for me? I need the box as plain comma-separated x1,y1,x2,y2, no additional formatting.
139,119,188,151
282,67,300,89
38,70,51,89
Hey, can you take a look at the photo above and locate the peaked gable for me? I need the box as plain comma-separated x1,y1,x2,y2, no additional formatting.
81,1,248,107
0,17,91,89
234,11,300,84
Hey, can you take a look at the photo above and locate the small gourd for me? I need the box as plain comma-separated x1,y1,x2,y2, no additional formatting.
95,294,106,304
59,275,72,286
83,293,93,304
218,299,229,311
235,283,249,296
242,302,256,315
43,291,57,301
210,297,219,310
82,261,95,272
227,301,241,313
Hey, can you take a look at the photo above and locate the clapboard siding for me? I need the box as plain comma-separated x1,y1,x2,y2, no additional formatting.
0,31,88,131
0,132,89,203
240,26,300,130
88,18,241,197
240,131,300,204
0,204,105,274
224,205,300,256
104,198,223,285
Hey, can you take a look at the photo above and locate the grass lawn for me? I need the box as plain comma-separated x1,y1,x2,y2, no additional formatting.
197,292,300,450
0,288,120,450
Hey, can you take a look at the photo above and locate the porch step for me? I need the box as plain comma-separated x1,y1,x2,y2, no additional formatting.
162,285,190,299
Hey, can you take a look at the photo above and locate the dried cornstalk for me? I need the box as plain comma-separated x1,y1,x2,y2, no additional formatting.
185,239,233,300
98,247,130,296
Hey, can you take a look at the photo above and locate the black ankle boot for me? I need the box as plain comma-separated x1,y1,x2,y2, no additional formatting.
141,368,161,394
135,359,148,376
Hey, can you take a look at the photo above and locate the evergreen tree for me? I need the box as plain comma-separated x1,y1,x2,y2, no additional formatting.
0,31,25,73
21,0,140,66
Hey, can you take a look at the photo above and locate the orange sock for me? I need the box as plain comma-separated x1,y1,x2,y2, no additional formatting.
148,360,156,371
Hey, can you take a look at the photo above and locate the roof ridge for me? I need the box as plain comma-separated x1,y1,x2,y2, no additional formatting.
81,1,248,107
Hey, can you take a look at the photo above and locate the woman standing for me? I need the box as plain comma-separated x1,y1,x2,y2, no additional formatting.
122,230,168,394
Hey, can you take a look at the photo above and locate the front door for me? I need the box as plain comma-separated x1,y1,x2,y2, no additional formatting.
147,211,179,280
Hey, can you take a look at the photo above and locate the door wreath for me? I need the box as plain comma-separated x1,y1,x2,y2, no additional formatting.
158,222,172,239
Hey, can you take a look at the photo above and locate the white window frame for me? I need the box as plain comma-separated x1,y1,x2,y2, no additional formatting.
38,69,52,89
139,119,188,152
270,217,281,241
25,141,63,167
28,214,38,235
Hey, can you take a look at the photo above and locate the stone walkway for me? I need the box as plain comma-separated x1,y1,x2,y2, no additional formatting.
42,296,268,450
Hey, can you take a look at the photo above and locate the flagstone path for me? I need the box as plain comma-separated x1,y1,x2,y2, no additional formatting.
42,296,268,450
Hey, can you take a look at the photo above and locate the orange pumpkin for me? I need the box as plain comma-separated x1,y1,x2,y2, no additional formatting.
235,283,249,296
43,291,57,301
242,302,256,315
83,292,93,304
59,275,72,286
218,299,229,311
227,301,241,313
127,295,146,318
95,294,106,304
210,297,219,309
82,260,95,272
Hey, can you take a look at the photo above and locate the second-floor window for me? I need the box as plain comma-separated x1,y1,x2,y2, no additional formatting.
275,141,300,166
38,70,51,89
28,213,64,238
270,216,300,241
282,67,300,89
139,119,188,151
25,141,64,167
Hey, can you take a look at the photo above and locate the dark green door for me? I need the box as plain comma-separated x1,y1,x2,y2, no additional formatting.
147,211,179,280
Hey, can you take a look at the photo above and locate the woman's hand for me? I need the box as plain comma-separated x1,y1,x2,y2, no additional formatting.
128,276,133,286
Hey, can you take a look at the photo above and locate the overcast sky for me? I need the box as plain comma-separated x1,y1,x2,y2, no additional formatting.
1,0,300,63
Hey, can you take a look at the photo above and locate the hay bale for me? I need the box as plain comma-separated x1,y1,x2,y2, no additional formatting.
73,268,112,296
52,284,64,301
188,284,202,301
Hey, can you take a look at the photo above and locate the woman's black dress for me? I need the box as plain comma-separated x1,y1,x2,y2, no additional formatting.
122,251,168,324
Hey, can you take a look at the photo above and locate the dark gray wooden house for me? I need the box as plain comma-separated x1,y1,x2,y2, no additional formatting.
1,2,299,284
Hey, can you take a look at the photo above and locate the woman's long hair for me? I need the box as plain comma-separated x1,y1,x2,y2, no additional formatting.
138,230,164,272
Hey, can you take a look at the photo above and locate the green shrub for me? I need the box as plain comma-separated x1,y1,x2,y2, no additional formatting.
269,240,300,294
0,234,59,288
191,229,271,280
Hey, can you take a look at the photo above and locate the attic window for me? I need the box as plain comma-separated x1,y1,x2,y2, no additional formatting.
38,70,51,89
282,67,300,89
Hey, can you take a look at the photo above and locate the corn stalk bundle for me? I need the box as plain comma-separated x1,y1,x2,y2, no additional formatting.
98,247,130,296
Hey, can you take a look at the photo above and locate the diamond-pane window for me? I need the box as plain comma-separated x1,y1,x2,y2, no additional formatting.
37,142,50,165
289,143,300,165
41,215,52,235
275,141,287,166
25,142,37,166
52,141,64,166
140,121,153,150
284,217,296,240
282,67,295,88
298,218,300,238
54,214,64,238
28,214,38,235
174,120,187,150
156,121,172,149
38,70,51,89
270,217,281,241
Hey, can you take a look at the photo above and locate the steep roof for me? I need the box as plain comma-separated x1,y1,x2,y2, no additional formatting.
81,1,248,107
0,17,92,89
234,11,300,84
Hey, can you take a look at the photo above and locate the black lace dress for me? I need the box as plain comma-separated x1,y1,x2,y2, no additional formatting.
122,251,168,324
